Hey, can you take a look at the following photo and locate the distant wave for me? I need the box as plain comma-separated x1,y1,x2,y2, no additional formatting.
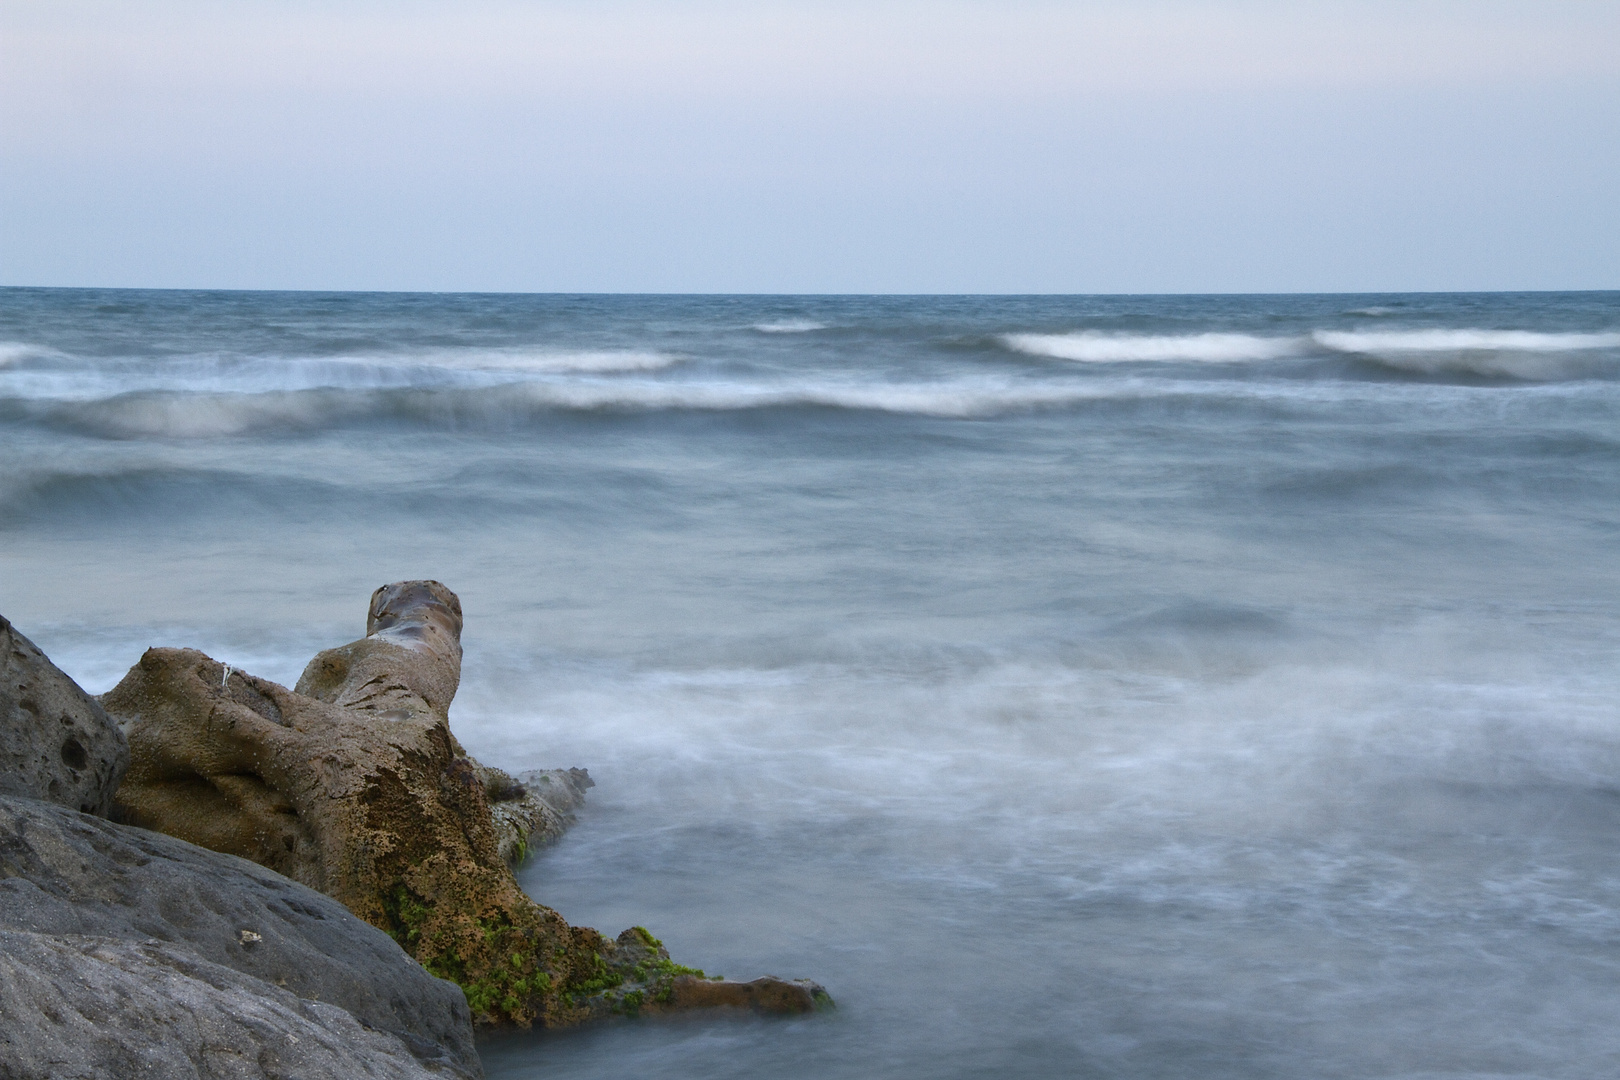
1001,327,1620,380
403,348,678,374
1003,332,1300,364
11,378,1145,437
0,465,340,525
753,320,826,334
1313,329,1620,379
0,347,681,401
16,372,1608,440
1314,329,1620,353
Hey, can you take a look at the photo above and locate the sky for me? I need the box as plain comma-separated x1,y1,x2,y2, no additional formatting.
1,0,1617,294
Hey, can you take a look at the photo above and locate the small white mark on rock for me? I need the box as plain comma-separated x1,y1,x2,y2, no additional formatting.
238,929,262,947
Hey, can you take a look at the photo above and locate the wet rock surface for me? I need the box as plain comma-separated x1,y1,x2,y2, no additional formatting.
569,927,833,1022
1,614,128,817
0,794,480,1079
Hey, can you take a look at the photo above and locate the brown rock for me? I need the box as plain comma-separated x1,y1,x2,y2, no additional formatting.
294,580,464,723
104,580,832,1028
569,928,833,1021
103,644,587,1028
666,974,832,1014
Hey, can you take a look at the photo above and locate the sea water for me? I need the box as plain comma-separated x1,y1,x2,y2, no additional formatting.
3,289,1619,1078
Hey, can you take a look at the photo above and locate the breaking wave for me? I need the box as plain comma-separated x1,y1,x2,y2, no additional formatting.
1311,329,1620,378
0,341,57,366
18,379,1127,437
1002,327,1620,380
13,374,1600,440
1003,332,1301,363
1315,329,1620,353
0,349,684,406
753,320,826,334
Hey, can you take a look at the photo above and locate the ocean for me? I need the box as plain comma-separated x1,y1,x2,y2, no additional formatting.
3,288,1619,1078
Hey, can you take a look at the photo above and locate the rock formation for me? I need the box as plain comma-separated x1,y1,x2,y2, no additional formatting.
0,793,479,1079
1,614,128,816
475,763,593,867
105,581,831,1028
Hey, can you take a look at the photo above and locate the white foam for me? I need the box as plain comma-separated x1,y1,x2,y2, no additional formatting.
30,359,1619,438
0,349,681,404
1003,332,1300,364
1313,329,1620,379
62,391,369,439
0,341,53,366
753,320,826,334
508,376,1122,418
1314,329,1620,354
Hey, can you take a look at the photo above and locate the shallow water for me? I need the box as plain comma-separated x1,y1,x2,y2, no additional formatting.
3,289,1619,1077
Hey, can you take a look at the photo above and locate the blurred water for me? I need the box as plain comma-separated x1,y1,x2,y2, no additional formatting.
3,288,1619,1077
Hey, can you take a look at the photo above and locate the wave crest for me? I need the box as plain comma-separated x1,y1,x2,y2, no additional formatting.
22,378,1130,437
0,341,56,367
1313,329,1620,379
753,320,826,334
1003,332,1299,364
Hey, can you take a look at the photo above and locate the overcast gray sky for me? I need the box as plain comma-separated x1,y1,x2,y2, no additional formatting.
2,0,1617,293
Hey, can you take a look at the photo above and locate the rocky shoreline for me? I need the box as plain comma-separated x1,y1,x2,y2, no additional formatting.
1,584,830,1079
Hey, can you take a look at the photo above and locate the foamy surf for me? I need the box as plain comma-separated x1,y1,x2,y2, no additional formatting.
1003,332,1301,363
1315,329,1620,353
0,342,58,366
753,320,826,333
493,376,1125,420
16,375,1607,439
1314,329,1620,379
0,349,682,404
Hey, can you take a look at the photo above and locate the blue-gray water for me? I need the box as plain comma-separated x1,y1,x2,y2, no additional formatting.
3,289,1619,1078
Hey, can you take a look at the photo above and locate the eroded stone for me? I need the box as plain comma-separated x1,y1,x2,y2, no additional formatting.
1,614,128,817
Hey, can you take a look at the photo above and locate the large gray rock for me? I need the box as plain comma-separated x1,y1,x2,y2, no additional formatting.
1,615,128,816
0,795,480,1079
0,930,448,1080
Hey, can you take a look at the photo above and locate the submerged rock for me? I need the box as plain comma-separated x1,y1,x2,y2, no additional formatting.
0,793,479,1079
1,614,128,816
476,763,594,867
105,581,832,1028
